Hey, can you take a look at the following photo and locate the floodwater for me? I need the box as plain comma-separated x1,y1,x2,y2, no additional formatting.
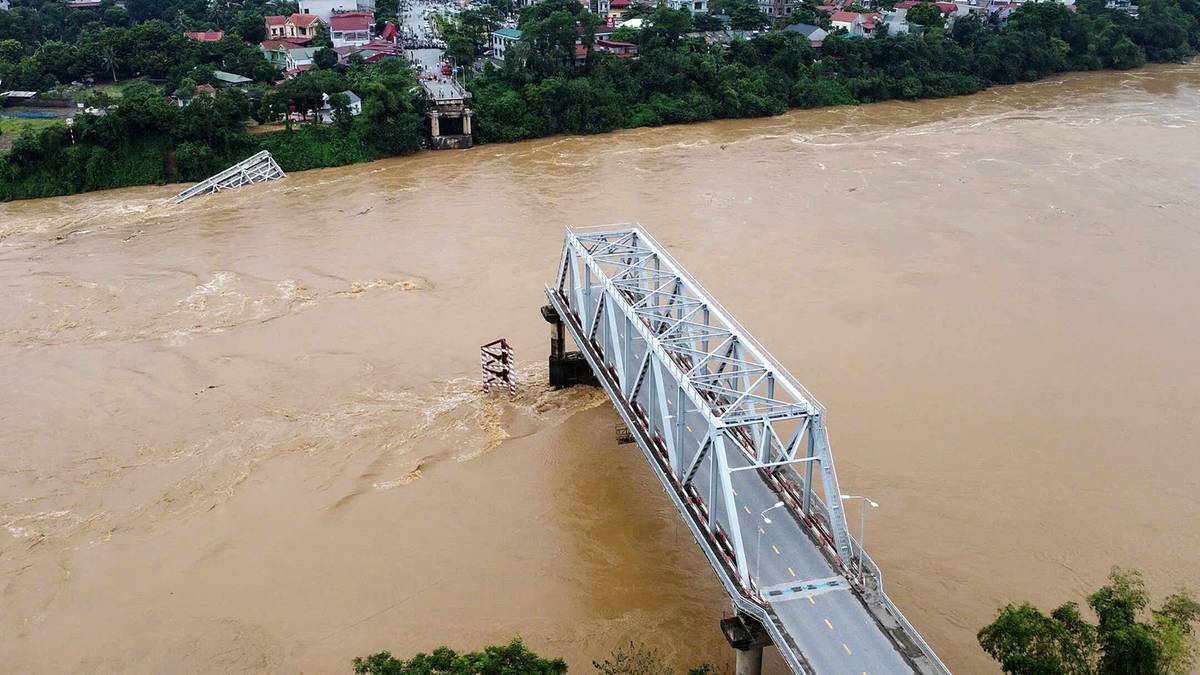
2,63,1198,674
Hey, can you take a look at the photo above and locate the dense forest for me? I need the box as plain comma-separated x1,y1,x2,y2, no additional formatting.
1,0,1199,200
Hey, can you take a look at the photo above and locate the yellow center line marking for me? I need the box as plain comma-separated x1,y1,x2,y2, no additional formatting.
807,596,816,605
843,643,853,655
824,619,834,630
743,505,751,515
788,567,796,577
772,545,781,555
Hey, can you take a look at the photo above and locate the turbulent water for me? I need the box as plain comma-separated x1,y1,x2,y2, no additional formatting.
1,64,1198,674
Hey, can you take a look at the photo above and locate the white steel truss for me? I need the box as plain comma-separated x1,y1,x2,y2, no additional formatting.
172,150,285,204
549,224,856,584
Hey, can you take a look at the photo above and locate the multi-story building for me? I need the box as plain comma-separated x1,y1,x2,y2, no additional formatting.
330,11,374,48
298,0,377,21
264,14,324,43
665,0,710,13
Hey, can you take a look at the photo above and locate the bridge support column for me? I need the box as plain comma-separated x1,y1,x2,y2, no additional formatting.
541,304,596,389
735,645,763,675
720,614,771,675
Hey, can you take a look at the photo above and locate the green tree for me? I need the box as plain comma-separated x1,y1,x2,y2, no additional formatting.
353,639,567,675
906,2,942,26
0,38,24,64
715,0,769,30
979,567,1200,675
314,46,339,69
327,91,353,129
1109,36,1147,69
98,44,120,83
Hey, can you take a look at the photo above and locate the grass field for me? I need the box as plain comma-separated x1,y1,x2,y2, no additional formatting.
0,116,65,135
89,78,155,98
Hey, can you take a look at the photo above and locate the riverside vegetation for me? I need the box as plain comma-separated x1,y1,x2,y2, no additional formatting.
1,0,1199,200
978,567,1200,674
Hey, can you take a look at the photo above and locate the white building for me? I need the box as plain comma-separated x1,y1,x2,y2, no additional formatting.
665,0,709,13
490,27,521,61
298,0,376,21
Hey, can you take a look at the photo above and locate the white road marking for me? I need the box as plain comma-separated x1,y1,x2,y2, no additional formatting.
843,643,853,655
824,619,834,630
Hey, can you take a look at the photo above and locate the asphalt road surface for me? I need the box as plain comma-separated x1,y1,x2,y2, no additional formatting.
677,402,916,674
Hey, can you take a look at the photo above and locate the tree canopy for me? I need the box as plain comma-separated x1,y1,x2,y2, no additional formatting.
979,567,1200,675
353,639,567,675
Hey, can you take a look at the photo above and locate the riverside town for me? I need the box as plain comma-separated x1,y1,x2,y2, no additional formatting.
0,0,1196,197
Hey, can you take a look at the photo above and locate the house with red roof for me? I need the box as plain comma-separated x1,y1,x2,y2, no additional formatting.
830,10,882,36
595,39,638,57
260,38,315,68
330,11,373,48
263,13,323,43
597,0,631,20
184,31,225,42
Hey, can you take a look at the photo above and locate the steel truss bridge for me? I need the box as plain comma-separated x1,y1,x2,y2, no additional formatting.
543,225,950,675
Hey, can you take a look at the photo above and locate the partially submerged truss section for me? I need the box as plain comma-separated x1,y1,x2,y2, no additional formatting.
172,150,285,204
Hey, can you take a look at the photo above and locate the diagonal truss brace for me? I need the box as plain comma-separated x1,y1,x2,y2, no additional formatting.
551,225,857,580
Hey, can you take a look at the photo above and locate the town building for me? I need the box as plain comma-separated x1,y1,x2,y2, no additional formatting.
829,10,882,36
782,22,828,48
490,27,521,61
264,14,323,43
596,0,632,21
175,83,216,107
285,47,320,73
184,31,225,42
594,39,638,56
757,0,793,22
67,0,101,8
213,70,253,88
298,0,376,21
665,0,710,13
330,11,374,48
880,11,912,35
260,39,312,68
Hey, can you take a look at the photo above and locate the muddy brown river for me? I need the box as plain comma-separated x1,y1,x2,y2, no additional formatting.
2,64,1198,674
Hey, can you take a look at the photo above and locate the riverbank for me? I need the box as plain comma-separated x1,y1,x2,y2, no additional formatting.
4,0,1198,203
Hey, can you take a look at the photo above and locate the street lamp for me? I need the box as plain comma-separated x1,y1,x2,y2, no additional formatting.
839,494,878,579
755,501,785,596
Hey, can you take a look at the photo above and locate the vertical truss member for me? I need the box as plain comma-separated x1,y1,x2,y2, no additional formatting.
481,338,516,395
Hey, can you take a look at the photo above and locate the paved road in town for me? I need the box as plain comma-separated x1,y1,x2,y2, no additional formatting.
400,0,445,71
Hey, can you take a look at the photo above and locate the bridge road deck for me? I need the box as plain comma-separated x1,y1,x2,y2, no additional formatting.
545,224,949,675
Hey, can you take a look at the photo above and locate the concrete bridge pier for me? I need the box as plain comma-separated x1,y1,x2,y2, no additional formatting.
540,304,596,388
721,614,772,675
